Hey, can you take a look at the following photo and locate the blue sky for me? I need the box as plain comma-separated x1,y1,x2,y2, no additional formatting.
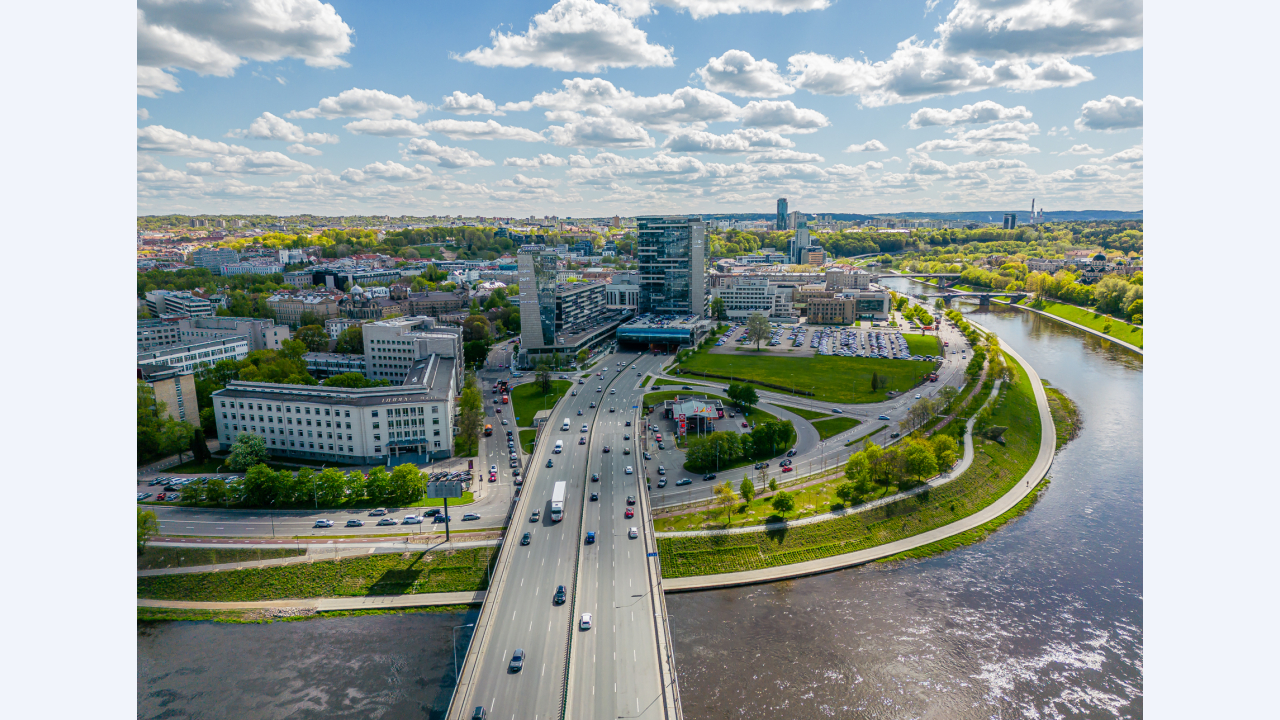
137,0,1143,217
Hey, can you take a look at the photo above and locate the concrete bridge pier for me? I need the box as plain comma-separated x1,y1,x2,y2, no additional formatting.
978,295,991,306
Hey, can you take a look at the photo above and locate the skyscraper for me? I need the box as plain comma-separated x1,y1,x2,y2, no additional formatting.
790,221,810,265
1003,213,1018,230
776,198,788,230
635,216,707,316
517,245,559,350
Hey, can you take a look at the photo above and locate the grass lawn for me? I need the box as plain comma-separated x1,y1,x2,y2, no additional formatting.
519,428,538,454
511,380,572,427
658,349,1041,578
139,547,304,571
1042,381,1081,450
137,547,496,601
811,416,861,440
903,334,943,356
640,375,651,387
676,352,933,404
878,478,1050,563
1022,299,1144,348
771,404,830,421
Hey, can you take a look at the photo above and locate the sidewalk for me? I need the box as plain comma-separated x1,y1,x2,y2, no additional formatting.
137,590,487,612
663,336,1054,592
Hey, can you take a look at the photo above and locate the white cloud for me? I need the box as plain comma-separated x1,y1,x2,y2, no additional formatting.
569,154,593,167
1101,144,1142,168
662,128,794,153
287,143,323,156
914,138,1039,156
788,44,1094,106
739,100,830,134
343,119,432,138
289,88,432,120
137,154,204,186
695,50,794,97
617,0,833,19
442,91,500,116
229,112,339,144
1046,125,1071,136
745,149,825,163
421,119,545,142
497,174,558,189
504,154,570,168
908,100,1033,128
139,125,250,156
137,108,150,121
186,151,315,176
340,161,435,184
545,116,655,148
522,79,741,131
136,0,354,96
457,0,674,73
950,121,1039,142
938,0,1143,60
1055,143,1103,156
905,151,1029,177
402,138,495,168
845,139,888,152
1075,95,1143,132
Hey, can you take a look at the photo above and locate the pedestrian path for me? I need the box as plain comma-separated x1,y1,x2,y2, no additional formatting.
655,379,1002,538
663,335,1054,592
137,590,487,611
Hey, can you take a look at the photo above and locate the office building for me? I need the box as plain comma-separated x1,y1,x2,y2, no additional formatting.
220,262,284,276
190,247,239,273
144,290,215,318
177,316,290,352
517,245,629,365
635,215,708,317
806,291,891,323
616,314,712,351
283,270,314,288
325,317,364,339
605,272,640,310
1003,213,1017,230
303,351,367,379
826,269,872,291
266,291,341,327
137,335,251,375
137,318,182,352
776,198,788,231
804,247,827,265
711,277,797,320
138,363,199,427
362,316,463,387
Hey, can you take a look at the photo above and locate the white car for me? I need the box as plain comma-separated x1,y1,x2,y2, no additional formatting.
914,394,922,399
625,466,633,474
628,527,639,539
402,515,422,525
490,465,497,474
580,613,593,630
313,519,333,528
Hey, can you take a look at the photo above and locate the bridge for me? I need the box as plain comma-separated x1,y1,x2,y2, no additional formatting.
447,350,682,720
875,272,1029,306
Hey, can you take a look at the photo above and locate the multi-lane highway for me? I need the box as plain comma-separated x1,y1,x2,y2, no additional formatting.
451,349,674,720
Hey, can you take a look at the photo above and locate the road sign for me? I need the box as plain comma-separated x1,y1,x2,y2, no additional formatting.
427,481,464,499
647,552,657,557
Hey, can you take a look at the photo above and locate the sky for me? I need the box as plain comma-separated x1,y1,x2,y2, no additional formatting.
136,0,1143,217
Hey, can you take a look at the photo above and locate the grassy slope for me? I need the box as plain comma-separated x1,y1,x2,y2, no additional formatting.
137,547,496,602
510,380,572,428
811,416,861,440
658,350,1040,578
771,404,830,421
676,352,933,404
519,428,537,454
1042,382,1081,450
904,334,943,356
139,547,304,571
1023,300,1144,348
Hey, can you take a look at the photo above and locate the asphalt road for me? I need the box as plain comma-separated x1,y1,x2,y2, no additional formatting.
459,349,668,720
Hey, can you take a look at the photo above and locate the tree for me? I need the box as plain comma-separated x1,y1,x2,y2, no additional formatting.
280,338,307,359
713,480,736,523
189,427,211,462
710,296,728,320
576,348,590,365
938,385,959,404
206,477,229,506
295,324,330,352
315,467,347,506
344,470,367,501
457,376,485,456
365,466,392,501
227,434,270,472
770,491,795,514
726,382,759,410
768,478,778,492
464,339,492,366
298,310,321,328
536,364,552,393
930,434,959,469
685,431,742,471
389,464,424,504
739,476,755,503
323,372,390,389
901,439,939,484
158,420,195,463
200,407,217,435
462,314,492,342
334,325,364,354
138,508,159,553
835,481,860,506
745,313,771,350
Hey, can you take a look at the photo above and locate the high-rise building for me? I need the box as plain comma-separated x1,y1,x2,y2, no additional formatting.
635,215,707,316
788,210,803,231
776,198,788,230
790,221,811,265
517,245,559,350
1003,213,1018,230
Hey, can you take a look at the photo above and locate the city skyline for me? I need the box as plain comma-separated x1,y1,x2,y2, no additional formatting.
137,1,1143,216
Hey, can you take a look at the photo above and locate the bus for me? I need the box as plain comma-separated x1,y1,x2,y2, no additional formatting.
502,395,509,404
550,481,567,522
484,424,493,436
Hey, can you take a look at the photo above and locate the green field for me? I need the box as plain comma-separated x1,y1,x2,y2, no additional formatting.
658,349,1041,578
137,547,496,602
676,352,933,404
519,428,538,454
1021,300,1144,348
878,478,1050,563
640,375,651,387
771,404,830,421
811,416,861,440
510,380,572,427
139,547,304,571
903,334,943,356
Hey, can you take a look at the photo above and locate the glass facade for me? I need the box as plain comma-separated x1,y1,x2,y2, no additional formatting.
636,216,706,316
518,246,559,348
776,198,788,231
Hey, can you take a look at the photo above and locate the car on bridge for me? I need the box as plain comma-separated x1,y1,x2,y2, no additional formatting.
580,613,592,630
624,508,634,518
625,466,633,474
546,458,554,467
629,527,639,539
626,495,636,505
530,510,540,522
585,531,596,544
520,532,531,546
508,649,524,673
591,473,599,482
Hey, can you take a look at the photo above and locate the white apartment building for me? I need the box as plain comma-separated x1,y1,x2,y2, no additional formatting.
325,317,365,339
220,262,284,276
212,352,458,464
144,290,215,317
712,277,798,320
178,317,290,352
363,316,464,386
137,335,250,374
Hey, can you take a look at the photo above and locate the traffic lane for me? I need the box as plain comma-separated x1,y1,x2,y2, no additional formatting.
577,416,627,716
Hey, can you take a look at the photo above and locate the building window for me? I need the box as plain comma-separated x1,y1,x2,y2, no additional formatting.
220,401,226,408
344,410,350,418
374,434,381,441
434,429,440,437
374,446,382,453
372,410,379,417
345,422,350,429
433,417,440,425
432,406,439,414
372,422,380,429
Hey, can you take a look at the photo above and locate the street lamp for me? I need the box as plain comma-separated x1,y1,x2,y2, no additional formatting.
452,622,476,684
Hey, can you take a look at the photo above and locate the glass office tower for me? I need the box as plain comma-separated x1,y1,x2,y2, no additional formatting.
776,198,788,230
635,216,707,316
517,245,558,349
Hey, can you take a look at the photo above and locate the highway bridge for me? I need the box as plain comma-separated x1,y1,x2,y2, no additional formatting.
876,272,1029,305
448,350,682,720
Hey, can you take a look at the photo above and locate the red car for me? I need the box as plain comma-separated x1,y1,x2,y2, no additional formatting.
624,508,634,518
741,421,749,428
156,492,166,501
782,466,794,473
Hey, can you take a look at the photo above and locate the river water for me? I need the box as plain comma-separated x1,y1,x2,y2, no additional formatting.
138,288,1142,720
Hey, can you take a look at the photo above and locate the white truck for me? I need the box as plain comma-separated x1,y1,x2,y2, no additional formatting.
553,440,563,453
550,481,566,522
562,418,570,431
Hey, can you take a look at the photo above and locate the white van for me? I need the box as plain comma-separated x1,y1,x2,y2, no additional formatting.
562,418,570,431
554,440,563,454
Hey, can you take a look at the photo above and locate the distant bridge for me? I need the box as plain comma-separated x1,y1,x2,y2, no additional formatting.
875,272,1028,306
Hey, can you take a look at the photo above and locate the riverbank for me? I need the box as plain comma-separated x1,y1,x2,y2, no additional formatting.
138,600,480,623
659,339,1056,590
999,298,1143,352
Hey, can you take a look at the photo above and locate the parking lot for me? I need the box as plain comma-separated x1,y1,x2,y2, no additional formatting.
706,321,943,364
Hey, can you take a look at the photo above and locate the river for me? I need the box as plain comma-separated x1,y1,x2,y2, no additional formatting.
138,290,1142,720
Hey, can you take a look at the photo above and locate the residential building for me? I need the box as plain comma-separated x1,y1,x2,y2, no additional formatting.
137,335,250,375
138,363,199,427
189,247,239,273
776,198,788,231
145,290,215,318
806,291,892,323
635,215,708,316
325,317,364,339
177,316,290,352
266,291,341,327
